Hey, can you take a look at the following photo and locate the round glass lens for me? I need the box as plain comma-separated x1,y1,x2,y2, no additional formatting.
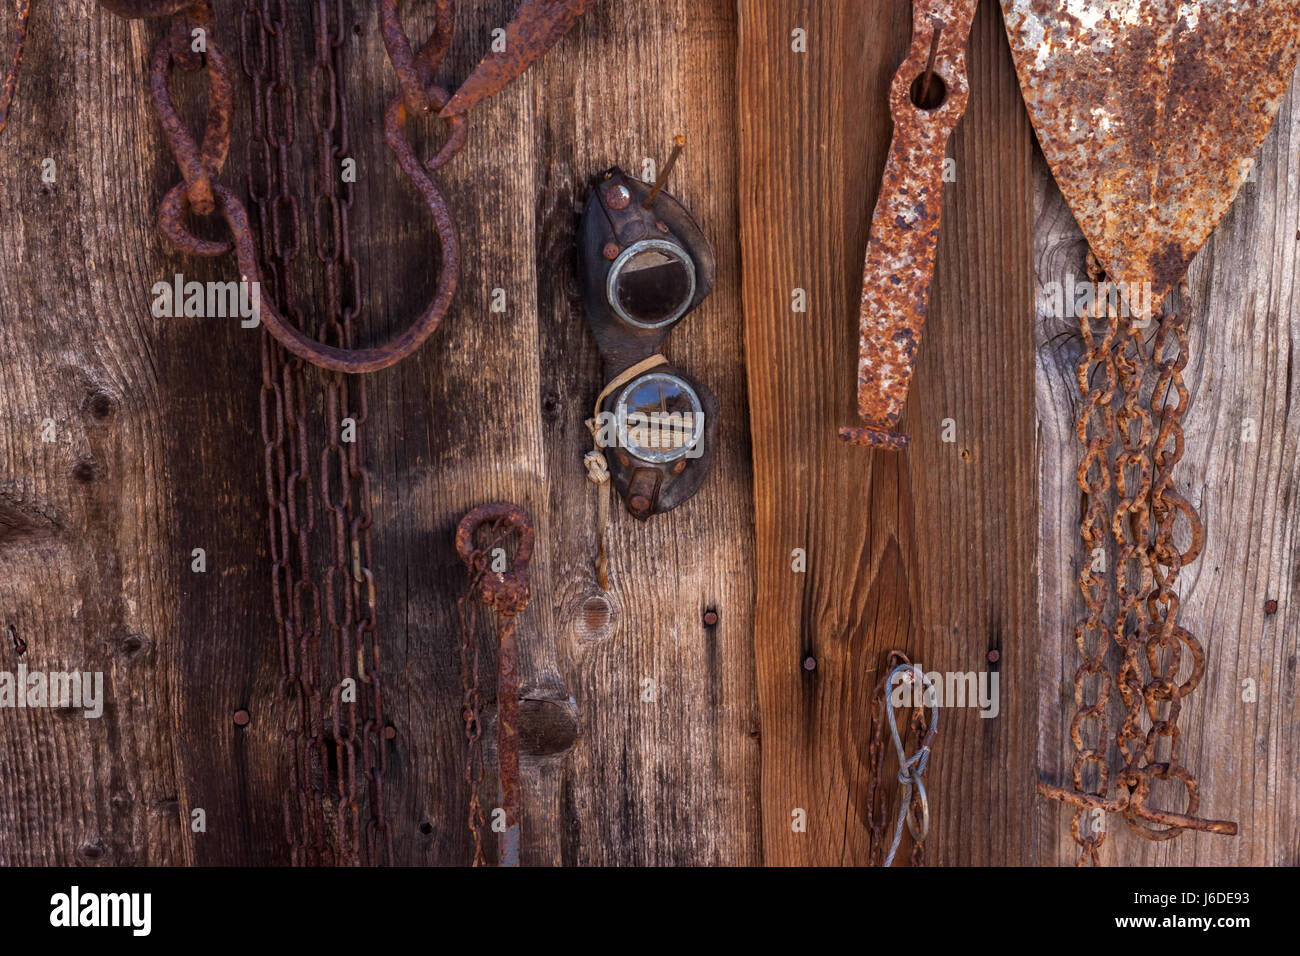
608,240,696,328
616,372,704,463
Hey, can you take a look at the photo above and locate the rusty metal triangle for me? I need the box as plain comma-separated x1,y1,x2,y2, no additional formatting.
1001,1,1300,313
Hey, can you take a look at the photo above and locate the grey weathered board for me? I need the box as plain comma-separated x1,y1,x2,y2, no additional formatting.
0,0,757,866
1034,67,1300,866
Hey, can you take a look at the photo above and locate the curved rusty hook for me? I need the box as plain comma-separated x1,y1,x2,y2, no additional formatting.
439,0,595,117
379,0,455,117
138,7,466,373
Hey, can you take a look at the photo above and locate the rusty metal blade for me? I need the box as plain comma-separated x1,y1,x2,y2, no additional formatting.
1001,0,1300,312
440,0,593,117
839,0,978,450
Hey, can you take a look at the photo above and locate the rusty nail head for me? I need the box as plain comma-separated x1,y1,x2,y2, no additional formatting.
987,648,1000,664
803,655,817,671
606,184,631,210
703,609,719,627
655,220,669,233
233,709,250,727
384,724,397,740
602,241,620,260
629,494,650,512
1264,599,1279,615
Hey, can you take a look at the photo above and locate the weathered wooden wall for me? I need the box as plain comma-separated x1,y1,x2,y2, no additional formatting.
0,0,1295,867
0,0,758,866
1034,69,1300,867
738,0,1039,865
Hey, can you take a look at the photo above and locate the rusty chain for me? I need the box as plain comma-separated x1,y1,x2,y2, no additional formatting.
456,503,533,867
82,0,583,866
99,0,464,374
1039,259,1236,862
1110,263,1154,833
1122,280,1218,841
1067,252,1119,866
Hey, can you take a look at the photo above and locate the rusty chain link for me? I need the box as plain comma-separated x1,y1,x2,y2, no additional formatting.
1039,259,1236,862
101,0,463,374
1122,279,1219,841
97,0,587,373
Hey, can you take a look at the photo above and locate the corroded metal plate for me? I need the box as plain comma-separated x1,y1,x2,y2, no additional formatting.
1001,0,1300,312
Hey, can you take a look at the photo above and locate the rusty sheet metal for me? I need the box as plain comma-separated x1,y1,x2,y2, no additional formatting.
440,0,594,117
1001,0,1300,314
839,0,978,450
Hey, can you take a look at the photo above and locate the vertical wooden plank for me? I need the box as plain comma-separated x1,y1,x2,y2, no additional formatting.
0,2,191,865
739,0,1037,865
359,0,758,865
1034,64,1300,866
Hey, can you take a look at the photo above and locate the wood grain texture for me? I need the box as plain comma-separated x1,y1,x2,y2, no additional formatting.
0,2,192,866
1033,62,1300,867
0,0,757,865
738,0,1038,865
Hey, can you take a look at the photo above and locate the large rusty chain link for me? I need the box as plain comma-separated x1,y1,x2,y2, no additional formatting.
1039,258,1236,863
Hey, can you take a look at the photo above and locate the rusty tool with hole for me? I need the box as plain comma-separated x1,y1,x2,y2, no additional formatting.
838,0,977,450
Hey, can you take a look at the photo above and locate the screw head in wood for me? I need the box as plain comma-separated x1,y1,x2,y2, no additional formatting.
802,655,817,671
703,609,718,627
233,709,250,727
605,184,631,210
1264,599,1279,615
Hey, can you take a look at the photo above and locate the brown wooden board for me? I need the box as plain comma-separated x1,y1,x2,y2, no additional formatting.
737,0,1039,865
0,0,757,866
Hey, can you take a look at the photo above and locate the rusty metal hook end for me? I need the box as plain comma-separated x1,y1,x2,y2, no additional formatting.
838,425,910,451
